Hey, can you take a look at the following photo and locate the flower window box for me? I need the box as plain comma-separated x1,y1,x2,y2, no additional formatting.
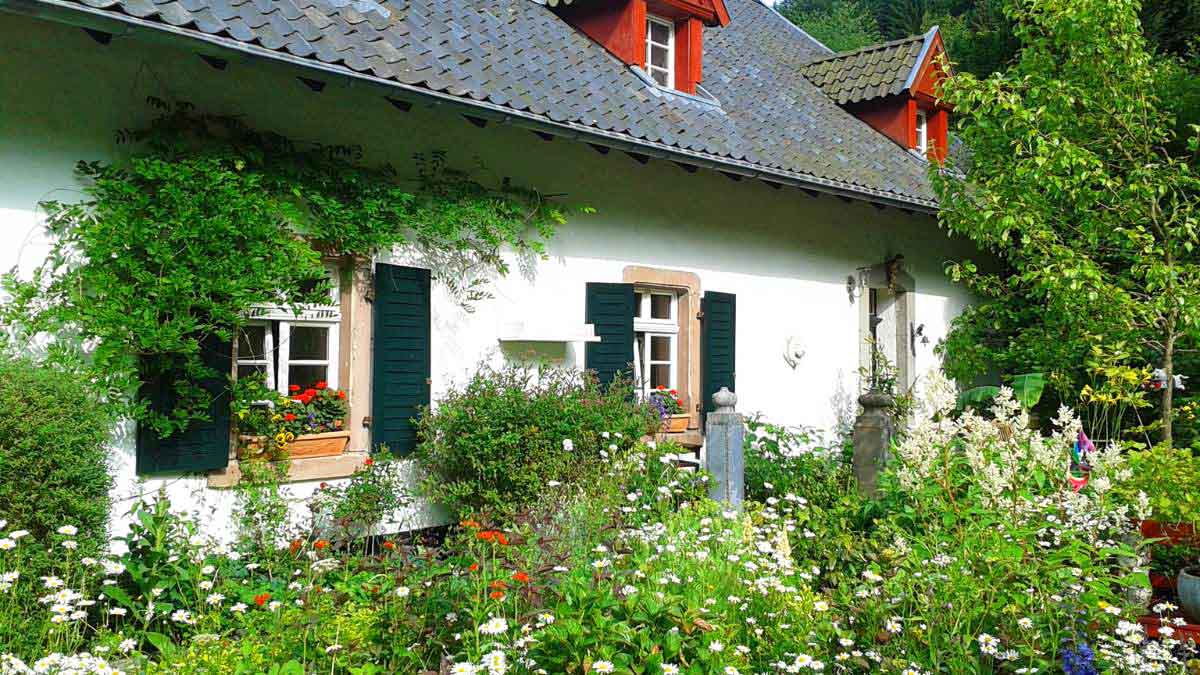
239,430,350,460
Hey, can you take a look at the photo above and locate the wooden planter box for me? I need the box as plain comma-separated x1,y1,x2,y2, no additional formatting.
1140,520,1196,544
239,430,350,460
661,414,690,433
1139,615,1200,644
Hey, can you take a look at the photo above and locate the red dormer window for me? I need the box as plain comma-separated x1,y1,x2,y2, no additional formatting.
553,0,729,96
646,15,675,87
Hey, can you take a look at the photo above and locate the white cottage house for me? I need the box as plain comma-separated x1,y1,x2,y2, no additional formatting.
0,0,976,539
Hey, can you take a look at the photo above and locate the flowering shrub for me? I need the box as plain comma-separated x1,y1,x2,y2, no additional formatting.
414,364,657,521
0,370,1196,673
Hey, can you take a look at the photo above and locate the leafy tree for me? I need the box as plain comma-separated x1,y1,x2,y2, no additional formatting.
934,0,1200,446
776,0,884,53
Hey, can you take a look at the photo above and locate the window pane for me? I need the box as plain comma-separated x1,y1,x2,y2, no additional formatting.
651,69,670,87
650,364,670,389
650,335,671,361
650,45,668,68
634,293,643,318
650,21,670,44
651,294,672,320
238,325,266,360
289,365,328,390
237,365,266,381
289,326,329,361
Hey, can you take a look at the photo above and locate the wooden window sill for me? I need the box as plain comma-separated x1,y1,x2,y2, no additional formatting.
660,429,703,449
207,452,369,488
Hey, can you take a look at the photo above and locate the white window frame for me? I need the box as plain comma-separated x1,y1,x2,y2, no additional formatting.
645,15,675,89
915,109,928,155
238,266,342,395
632,289,679,397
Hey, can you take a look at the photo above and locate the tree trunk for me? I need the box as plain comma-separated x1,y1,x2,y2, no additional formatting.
1162,314,1176,448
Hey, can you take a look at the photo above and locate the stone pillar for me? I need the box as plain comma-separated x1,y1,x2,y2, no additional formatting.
705,387,744,508
852,390,895,497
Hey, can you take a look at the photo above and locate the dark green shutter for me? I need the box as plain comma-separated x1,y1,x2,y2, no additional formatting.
372,263,431,457
701,291,736,420
136,337,233,475
585,282,635,387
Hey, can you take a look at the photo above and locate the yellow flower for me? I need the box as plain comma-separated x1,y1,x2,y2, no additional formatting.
274,433,287,445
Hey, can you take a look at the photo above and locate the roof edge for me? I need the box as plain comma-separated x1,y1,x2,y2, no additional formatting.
903,25,939,92
1,0,938,213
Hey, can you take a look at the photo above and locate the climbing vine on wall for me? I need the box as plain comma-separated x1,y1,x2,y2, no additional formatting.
2,99,572,438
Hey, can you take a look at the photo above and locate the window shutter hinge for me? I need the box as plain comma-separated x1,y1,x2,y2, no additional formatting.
362,416,372,428
696,311,704,319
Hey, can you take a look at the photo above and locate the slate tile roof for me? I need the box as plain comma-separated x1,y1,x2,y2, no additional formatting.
798,30,932,106
32,0,937,208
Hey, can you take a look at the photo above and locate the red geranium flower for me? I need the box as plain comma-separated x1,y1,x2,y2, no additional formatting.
304,388,317,397
512,571,530,584
254,592,271,606
284,412,296,422
315,381,327,390
288,384,300,393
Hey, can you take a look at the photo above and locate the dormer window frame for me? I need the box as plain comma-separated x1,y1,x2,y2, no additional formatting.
645,14,676,89
914,109,929,156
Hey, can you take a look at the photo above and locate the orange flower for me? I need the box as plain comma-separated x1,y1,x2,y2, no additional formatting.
254,592,271,606
476,530,495,542
468,563,480,572
489,591,505,601
496,533,509,546
289,539,302,555
382,540,396,551
313,539,330,550
512,571,530,584
363,458,374,467
489,580,508,591
461,518,481,529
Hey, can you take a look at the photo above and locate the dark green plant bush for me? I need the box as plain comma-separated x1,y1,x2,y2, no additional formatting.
0,354,113,552
414,364,657,521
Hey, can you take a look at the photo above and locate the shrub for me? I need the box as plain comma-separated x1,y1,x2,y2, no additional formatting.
1112,445,1200,526
414,364,657,520
0,355,112,553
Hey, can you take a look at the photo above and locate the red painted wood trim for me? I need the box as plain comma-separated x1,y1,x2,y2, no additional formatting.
906,98,918,149
931,108,949,162
673,16,703,93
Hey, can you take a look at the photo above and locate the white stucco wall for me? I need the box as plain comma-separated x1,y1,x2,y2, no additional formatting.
1,15,978,544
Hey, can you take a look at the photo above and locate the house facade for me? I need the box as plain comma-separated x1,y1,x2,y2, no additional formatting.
0,0,975,540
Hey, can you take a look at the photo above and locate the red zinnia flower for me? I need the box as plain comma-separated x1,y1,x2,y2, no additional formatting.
313,539,330,550
254,592,271,606
288,385,300,393
512,571,530,584
284,413,296,422
489,591,505,600
304,388,317,397
337,390,346,399
315,381,327,390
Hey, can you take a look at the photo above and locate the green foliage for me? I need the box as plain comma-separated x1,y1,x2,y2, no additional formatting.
231,374,348,461
413,364,657,521
1114,446,1200,526
960,371,1046,410
933,0,1200,446
1,100,567,439
0,354,112,560
307,451,412,543
777,0,884,52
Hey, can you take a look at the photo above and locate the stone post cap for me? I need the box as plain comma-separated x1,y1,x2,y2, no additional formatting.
713,387,737,412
